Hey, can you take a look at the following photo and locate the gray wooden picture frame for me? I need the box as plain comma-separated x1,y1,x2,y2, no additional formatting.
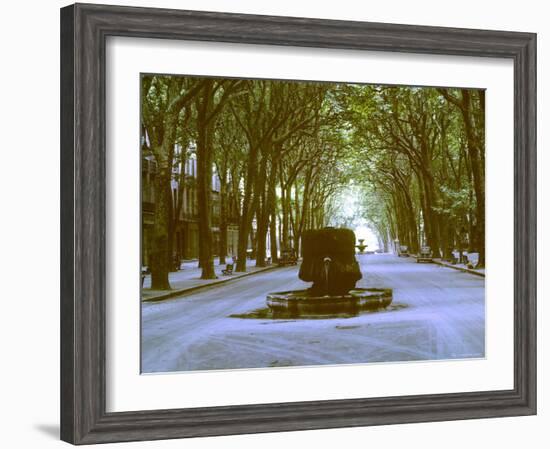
60,3,537,445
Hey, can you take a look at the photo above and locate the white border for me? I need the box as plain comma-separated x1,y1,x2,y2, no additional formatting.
106,36,514,412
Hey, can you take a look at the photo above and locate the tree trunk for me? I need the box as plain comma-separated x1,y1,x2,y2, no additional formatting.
292,181,301,254
150,167,173,290
418,170,440,256
268,160,279,263
196,83,216,279
255,215,268,266
218,176,228,265
170,147,189,267
236,145,259,272
280,182,290,251
149,112,178,290
462,90,485,267
402,188,419,254
269,213,278,263
254,157,268,267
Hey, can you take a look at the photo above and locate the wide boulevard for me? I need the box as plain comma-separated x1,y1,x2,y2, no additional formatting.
141,253,485,373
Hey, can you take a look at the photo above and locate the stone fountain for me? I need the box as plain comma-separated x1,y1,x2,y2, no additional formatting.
267,228,392,318
356,238,367,254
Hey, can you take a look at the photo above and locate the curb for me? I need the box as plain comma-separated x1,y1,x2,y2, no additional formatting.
410,255,485,278
142,264,281,302
432,259,485,277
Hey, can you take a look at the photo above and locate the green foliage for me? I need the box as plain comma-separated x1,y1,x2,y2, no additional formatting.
141,75,485,265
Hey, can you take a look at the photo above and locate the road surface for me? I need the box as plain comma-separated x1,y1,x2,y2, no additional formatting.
141,254,485,373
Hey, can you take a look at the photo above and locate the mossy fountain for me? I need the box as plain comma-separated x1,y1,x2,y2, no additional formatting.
356,238,367,254
266,228,392,318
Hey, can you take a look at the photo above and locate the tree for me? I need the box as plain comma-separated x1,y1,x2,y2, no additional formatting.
229,81,327,270
338,84,485,260
142,75,486,284
141,76,204,289
213,108,247,264
194,79,244,279
438,88,485,266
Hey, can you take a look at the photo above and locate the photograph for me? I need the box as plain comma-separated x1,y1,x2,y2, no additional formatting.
53,1,538,445
140,75,486,373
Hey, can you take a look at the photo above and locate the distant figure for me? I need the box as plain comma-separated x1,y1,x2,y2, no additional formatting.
299,227,362,296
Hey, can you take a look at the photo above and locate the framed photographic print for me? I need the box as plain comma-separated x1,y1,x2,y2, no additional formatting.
60,3,536,445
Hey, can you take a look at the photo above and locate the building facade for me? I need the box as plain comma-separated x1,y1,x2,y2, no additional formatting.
141,142,240,266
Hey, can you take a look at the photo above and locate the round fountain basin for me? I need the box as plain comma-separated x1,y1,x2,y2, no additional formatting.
266,288,393,318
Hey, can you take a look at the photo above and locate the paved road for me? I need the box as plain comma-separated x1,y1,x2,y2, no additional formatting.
141,254,485,373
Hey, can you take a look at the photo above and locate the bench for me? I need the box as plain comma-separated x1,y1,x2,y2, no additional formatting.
171,255,181,272
466,252,479,269
450,250,460,264
221,263,234,275
398,245,409,257
278,249,298,266
417,246,433,263
141,266,150,287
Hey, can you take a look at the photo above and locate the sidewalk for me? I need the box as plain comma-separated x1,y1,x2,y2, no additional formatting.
411,255,485,277
432,258,485,277
142,258,279,302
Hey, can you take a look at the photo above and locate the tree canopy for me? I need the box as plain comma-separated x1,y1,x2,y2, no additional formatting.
141,75,486,288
